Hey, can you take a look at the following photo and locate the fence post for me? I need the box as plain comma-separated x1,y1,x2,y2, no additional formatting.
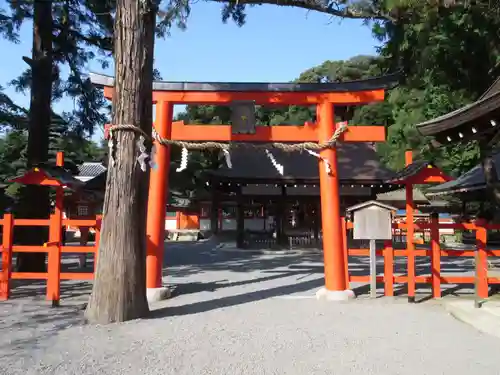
475,221,489,302
94,215,102,273
46,214,61,306
341,218,349,287
0,214,14,300
430,213,441,298
383,239,394,296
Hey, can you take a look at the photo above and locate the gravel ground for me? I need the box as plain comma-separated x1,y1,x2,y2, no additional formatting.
1,240,499,375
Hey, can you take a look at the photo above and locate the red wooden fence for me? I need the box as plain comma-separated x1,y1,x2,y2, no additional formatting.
0,214,101,304
344,217,500,299
1,213,499,303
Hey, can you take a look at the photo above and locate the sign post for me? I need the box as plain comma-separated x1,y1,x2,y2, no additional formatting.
347,201,397,298
369,239,377,298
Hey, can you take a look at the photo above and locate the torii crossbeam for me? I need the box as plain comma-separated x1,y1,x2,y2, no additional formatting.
91,72,398,302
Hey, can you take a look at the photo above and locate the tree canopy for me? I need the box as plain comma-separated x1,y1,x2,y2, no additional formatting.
0,0,498,200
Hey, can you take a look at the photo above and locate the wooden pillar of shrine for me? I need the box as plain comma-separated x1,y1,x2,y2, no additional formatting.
210,179,220,234
236,186,245,248
316,103,353,301
275,185,287,246
313,200,320,243
405,150,416,303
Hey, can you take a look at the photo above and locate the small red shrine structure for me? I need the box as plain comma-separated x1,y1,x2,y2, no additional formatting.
2,152,96,303
386,150,452,301
9,153,81,245
91,72,399,300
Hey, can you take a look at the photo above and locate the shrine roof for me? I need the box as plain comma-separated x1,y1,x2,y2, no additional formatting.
10,166,83,189
78,162,106,178
208,142,396,183
388,161,428,181
376,187,429,204
416,77,500,142
89,72,400,93
426,153,500,196
385,160,451,185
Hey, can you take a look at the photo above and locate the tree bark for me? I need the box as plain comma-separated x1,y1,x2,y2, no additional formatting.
85,0,156,324
16,0,53,272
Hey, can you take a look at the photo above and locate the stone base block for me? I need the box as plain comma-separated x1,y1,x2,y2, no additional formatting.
315,287,356,301
147,287,171,303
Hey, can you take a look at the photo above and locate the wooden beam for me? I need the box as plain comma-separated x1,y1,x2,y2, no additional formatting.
170,121,386,143
103,87,385,105
105,121,386,142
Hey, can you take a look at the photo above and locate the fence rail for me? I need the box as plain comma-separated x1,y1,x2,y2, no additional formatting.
344,217,495,299
0,213,101,305
1,213,499,303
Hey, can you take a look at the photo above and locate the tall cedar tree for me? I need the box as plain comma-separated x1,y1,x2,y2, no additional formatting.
1,0,113,271
13,0,54,272
85,0,156,323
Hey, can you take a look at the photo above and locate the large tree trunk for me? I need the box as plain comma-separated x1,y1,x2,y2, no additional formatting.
85,0,156,323
15,0,53,272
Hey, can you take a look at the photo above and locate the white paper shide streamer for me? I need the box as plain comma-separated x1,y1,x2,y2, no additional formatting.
149,145,157,170
136,136,150,172
306,149,332,174
108,129,115,167
176,147,189,172
222,149,232,168
265,149,284,175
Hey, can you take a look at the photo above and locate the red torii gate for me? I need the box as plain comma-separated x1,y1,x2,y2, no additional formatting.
91,73,398,301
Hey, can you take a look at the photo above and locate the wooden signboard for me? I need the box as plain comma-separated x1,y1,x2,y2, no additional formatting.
347,200,397,298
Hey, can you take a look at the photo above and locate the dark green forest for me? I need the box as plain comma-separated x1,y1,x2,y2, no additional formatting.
0,1,499,200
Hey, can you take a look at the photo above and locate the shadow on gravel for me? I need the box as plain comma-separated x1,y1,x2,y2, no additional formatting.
0,302,85,353
150,276,324,319
9,280,93,300
169,268,315,298
164,241,488,311
164,240,492,280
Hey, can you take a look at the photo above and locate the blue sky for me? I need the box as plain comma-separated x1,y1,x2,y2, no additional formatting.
0,2,378,140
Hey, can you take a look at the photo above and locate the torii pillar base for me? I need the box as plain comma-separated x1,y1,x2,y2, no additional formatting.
316,287,356,301
147,287,172,303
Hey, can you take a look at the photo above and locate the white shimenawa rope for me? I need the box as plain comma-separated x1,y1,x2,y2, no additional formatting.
106,121,348,173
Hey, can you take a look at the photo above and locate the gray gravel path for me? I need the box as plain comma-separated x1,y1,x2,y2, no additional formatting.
0,241,499,375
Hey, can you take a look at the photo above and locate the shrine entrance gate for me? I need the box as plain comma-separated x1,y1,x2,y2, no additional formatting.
93,73,397,300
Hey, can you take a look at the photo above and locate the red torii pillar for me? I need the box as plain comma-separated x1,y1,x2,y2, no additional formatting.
144,101,174,301
100,81,390,302
315,103,355,300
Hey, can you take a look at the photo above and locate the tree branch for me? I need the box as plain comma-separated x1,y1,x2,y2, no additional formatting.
52,23,112,51
209,0,396,21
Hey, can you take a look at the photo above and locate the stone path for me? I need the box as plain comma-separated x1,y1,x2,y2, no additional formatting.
0,240,499,375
